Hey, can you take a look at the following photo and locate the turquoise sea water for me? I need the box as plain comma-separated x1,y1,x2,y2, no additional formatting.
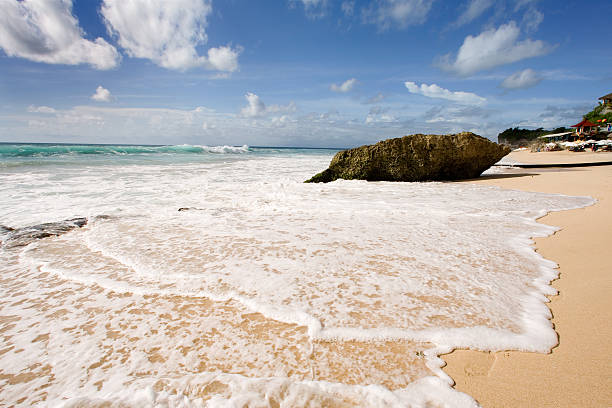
0,142,338,168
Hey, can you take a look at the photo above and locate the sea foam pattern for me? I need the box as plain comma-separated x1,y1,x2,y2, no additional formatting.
0,146,594,407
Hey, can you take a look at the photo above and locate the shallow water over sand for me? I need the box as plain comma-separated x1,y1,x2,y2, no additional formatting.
0,146,593,407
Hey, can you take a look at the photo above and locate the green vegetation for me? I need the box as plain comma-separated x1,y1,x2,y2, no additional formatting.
583,104,612,123
497,99,612,146
497,127,571,146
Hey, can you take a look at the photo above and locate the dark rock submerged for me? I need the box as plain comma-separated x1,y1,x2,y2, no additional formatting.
305,132,511,183
0,217,87,248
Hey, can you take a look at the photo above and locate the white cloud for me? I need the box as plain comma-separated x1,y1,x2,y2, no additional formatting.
8,99,555,147
365,114,397,124
240,93,296,117
330,78,358,93
292,0,328,18
365,108,398,124
268,101,297,114
297,0,326,9
241,92,267,117
438,22,549,76
522,8,543,33
27,105,56,114
405,81,486,105
201,121,216,130
100,0,240,71
453,0,494,27
270,115,298,127
500,68,542,90
0,0,120,70
341,1,356,16
91,86,113,102
363,0,434,30
207,46,240,72
193,106,216,114
514,0,538,12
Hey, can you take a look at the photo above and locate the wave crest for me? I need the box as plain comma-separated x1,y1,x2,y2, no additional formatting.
0,144,251,157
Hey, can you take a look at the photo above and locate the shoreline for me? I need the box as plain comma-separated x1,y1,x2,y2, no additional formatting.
443,150,612,407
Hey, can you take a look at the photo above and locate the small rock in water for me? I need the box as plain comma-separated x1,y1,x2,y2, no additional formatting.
0,217,87,248
178,207,203,212
0,225,15,234
305,132,511,183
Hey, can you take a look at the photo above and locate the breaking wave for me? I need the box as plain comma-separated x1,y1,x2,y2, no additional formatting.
0,143,251,158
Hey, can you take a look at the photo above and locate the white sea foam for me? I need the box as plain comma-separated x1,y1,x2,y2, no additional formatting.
0,150,594,407
195,144,250,154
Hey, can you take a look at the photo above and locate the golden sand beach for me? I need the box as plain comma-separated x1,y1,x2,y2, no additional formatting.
444,150,612,407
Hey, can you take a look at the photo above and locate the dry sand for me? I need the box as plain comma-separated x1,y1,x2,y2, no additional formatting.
443,150,612,407
500,149,612,165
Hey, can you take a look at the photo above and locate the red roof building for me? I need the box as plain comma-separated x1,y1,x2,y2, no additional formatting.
571,119,598,136
572,119,598,128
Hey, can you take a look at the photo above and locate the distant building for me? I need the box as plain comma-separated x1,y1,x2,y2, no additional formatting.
571,119,598,137
599,92,612,106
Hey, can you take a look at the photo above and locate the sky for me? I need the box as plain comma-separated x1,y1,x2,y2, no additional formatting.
0,0,610,148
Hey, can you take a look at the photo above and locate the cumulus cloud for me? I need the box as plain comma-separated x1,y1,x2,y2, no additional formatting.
27,105,56,114
405,81,486,105
330,78,358,93
500,68,542,90
240,93,296,117
453,0,494,27
362,0,434,30
91,86,113,102
438,22,549,76
100,0,240,71
241,93,267,117
0,0,120,70
206,46,240,72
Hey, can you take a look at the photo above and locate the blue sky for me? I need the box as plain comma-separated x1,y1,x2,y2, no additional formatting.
0,0,610,147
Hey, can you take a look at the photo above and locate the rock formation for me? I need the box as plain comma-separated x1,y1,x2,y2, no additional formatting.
0,217,87,248
305,132,510,183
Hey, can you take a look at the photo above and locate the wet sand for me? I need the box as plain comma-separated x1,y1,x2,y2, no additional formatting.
444,150,612,407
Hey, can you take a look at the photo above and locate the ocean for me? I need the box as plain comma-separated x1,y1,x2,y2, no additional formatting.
0,143,594,407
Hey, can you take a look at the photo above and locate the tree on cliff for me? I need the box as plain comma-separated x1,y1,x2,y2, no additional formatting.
497,127,571,145
583,104,612,124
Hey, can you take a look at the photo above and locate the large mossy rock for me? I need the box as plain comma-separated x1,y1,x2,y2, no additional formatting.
305,132,511,183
